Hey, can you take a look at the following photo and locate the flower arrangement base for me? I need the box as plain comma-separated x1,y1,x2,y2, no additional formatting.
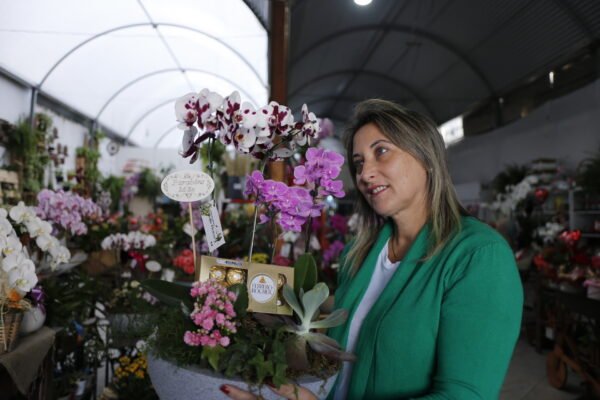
0,311,23,355
146,352,337,400
19,306,46,336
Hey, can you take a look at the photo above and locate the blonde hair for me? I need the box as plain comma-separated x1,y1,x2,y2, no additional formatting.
344,99,465,276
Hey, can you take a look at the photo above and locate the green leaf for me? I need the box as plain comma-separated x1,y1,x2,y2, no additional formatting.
310,308,348,330
293,254,318,295
248,353,274,383
282,284,303,319
141,279,193,310
300,282,329,323
228,283,248,317
201,345,226,371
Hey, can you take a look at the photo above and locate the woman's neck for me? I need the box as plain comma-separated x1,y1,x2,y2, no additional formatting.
388,207,428,262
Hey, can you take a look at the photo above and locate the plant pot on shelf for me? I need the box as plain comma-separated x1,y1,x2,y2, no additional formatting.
0,311,23,355
19,305,46,336
146,352,337,400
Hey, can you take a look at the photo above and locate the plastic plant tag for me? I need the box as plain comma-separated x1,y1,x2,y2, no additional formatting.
200,202,225,252
160,170,214,202
198,255,293,315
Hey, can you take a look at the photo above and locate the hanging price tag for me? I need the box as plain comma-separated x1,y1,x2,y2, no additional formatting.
200,201,225,252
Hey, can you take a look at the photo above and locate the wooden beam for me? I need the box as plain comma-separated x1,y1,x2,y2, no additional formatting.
268,0,290,183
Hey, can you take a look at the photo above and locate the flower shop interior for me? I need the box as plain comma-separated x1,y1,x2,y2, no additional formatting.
0,1,600,399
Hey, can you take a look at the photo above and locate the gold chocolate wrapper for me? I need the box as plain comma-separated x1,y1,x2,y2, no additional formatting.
226,268,246,286
209,266,226,282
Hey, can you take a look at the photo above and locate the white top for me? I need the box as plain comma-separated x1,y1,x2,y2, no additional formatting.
334,240,401,400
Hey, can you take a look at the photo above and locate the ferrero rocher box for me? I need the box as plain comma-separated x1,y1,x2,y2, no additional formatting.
197,256,293,315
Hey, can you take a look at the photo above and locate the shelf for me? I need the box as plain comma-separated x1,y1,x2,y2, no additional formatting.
581,233,600,239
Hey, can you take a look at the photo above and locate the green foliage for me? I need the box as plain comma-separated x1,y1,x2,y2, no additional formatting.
8,114,54,196
76,145,102,192
293,253,318,296
101,175,125,212
138,168,162,200
228,283,248,317
491,164,529,194
141,279,193,310
577,148,600,194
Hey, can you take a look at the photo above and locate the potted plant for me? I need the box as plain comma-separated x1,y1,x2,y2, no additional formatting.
140,88,353,399
0,202,70,353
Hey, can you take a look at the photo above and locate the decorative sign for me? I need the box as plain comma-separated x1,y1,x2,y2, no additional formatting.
160,170,214,202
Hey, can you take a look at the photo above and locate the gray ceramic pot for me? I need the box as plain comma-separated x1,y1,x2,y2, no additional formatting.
147,352,337,400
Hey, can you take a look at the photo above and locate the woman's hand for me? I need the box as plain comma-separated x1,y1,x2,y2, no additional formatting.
220,383,318,400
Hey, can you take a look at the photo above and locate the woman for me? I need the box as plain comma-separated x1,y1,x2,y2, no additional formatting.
223,99,523,399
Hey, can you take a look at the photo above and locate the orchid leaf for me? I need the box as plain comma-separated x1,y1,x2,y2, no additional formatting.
310,309,348,330
141,279,192,310
282,284,304,319
284,335,310,371
300,282,329,323
201,345,226,371
228,283,248,317
293,254,317,296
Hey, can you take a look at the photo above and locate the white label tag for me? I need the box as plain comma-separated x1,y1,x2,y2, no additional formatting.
200,202,225,252
161,170,214,202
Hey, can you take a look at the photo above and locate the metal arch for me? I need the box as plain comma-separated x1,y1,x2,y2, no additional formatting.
291,95,364,115
124,97,180,145
551,0,596,41
95,68,260,120
38,22,267,89
153,124,180,149
289,69,437,120
291,24,497,97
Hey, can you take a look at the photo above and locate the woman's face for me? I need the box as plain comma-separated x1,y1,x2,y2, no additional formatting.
352,123,428,220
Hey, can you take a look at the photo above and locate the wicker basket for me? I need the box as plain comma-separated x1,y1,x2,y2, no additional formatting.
0,311,23,355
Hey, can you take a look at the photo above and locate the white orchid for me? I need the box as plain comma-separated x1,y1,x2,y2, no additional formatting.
8,262,38,293
2,251,30,273
175,93,199,129
0,217,14,237
49,245,71,266
9,201,35,223
36,234,59,252
2,236,23,257
25,218,53,238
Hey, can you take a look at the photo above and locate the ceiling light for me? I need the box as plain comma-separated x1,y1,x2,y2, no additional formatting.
354,0,372,6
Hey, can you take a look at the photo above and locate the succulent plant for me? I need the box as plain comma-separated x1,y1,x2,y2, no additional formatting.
256,282,355,371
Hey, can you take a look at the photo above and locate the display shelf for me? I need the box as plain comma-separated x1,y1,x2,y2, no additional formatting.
581,233,600,239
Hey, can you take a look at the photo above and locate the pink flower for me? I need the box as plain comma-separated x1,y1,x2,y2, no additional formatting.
220,337,230,347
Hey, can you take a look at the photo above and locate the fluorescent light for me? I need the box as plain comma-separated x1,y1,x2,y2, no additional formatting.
438,116,464,147
354,0,372,6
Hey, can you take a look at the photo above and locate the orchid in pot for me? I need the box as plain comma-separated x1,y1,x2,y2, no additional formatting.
0,202,70,352
140,89,353,399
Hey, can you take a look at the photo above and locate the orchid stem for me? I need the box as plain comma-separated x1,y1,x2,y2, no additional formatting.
247,161,268,262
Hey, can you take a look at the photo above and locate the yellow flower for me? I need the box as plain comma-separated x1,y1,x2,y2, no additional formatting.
135,370,145,379
119,356,131,366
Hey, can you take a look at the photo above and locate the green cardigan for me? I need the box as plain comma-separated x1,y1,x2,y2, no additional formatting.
328,216,523,399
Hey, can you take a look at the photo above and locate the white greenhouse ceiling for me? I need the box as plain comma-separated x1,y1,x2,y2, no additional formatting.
0,0,269,148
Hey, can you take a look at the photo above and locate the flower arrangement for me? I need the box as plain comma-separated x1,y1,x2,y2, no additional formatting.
1,202,70,311
110,353,157,400
36,189,102,236
183,279,238,348
101,232,157,252
142,88,352,394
